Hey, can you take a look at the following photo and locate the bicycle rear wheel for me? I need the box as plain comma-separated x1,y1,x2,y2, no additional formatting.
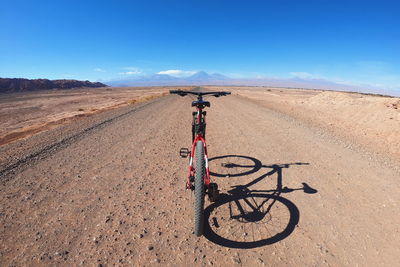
194,140,205,236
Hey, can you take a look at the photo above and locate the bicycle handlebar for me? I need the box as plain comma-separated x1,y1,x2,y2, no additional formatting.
170,90,231,97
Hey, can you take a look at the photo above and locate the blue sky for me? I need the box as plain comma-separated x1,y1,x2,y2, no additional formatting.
0,0,399,92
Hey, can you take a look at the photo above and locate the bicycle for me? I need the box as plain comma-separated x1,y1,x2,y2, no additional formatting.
170,89,231,236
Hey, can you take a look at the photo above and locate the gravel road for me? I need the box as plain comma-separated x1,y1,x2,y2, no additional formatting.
1,93,399,266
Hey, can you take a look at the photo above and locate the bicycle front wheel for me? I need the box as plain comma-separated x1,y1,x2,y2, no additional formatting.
194,140,205,236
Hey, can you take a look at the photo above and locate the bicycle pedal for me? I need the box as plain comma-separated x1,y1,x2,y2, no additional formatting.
179,148,190,158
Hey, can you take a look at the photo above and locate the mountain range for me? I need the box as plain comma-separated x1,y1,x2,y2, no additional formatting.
106,71,369,92
1,73,388,96
108,71,230,87
0,78,107,93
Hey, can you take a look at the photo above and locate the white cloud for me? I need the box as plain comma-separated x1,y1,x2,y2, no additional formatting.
119,71,142,75
157,69,196,77
94,68,106,72
119,67,142,75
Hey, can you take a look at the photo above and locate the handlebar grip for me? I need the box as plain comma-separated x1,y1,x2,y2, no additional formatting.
212,91,231,97
169,90,187,96
220,92,231,96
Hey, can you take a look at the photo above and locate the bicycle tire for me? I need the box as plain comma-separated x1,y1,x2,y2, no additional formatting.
194,140,205,236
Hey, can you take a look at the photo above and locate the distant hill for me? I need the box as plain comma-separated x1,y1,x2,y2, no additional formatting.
0,78,107,93
106,71,361,91
107,71,230,87
188,71,230,81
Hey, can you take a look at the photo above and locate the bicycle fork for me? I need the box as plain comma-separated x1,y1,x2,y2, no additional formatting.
187,135,210,189
185,136,219,202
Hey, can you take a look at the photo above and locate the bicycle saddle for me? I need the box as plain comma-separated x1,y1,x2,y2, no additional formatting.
192,100,210,108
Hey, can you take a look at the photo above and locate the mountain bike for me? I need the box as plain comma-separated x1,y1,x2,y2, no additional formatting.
170,89,231,236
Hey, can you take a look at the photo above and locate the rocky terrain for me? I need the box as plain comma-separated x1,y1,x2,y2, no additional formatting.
0,78,107,93
0,87,399,266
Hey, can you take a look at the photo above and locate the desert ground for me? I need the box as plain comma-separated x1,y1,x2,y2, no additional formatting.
0,86,186,146
0,86,399,266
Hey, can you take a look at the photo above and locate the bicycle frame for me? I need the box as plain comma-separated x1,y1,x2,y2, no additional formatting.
170,89,230,195
187,107,211,190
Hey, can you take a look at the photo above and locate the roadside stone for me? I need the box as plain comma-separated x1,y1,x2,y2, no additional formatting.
232,253,241,264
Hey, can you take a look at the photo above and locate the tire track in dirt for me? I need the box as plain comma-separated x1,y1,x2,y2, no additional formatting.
0,99,162,181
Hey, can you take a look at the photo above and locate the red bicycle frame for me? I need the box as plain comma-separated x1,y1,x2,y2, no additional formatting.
169,89,230,194
187,107,211,190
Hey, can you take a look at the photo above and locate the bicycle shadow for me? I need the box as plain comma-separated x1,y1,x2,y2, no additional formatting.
203,155,317,249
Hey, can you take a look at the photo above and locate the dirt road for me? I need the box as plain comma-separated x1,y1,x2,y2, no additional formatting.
1,92,399,266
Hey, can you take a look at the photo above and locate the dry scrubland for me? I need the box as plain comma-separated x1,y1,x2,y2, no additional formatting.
0,87,192,146
1,85,399,162
210,86,400,162
0,86,399,266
